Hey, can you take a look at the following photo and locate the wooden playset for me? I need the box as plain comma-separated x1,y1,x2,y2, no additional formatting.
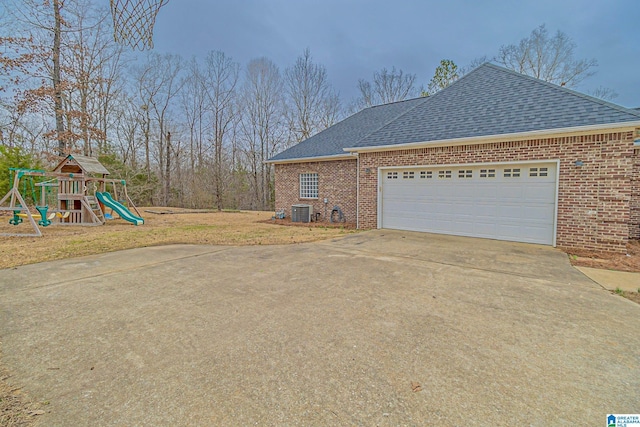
0,155,143,237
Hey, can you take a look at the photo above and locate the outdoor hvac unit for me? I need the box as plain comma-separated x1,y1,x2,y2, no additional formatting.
291,204,313,223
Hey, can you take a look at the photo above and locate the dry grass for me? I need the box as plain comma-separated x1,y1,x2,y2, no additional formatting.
0,357,43,427
0,208,357,270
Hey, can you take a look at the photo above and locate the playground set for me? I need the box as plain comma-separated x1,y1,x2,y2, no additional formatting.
0,154,144,237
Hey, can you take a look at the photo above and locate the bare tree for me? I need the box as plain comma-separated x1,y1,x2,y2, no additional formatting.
355,66,418,109
2,0,69,155
1,0,127,158
284,48,340,143
202,51,239,211
588,86,619,101
51,0,65,154
134,52,183,206
459,56,489,76
62,0,125,157
179,57,210,207
181,58,207,169
112,95,142,167
497,24,597,87
239,57,285,210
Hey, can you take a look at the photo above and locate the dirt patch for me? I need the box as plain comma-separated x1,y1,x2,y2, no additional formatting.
566,240,640,273
0,359,42,426
616,290,640,304
143,208,221,215
263,217,357,229
565,240,640,305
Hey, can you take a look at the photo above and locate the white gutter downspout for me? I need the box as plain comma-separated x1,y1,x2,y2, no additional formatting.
356,154,359,229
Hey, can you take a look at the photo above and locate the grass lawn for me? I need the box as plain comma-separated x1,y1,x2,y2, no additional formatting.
0,208,357,270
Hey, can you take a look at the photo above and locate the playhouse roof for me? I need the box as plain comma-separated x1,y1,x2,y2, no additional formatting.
54,155,110,176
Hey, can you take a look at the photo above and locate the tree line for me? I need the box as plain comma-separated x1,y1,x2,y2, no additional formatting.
0,1,606,210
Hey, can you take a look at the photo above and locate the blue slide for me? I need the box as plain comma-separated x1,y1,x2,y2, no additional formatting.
95,192,144,226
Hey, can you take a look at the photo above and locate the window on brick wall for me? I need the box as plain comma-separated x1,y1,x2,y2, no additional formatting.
299,173,319,198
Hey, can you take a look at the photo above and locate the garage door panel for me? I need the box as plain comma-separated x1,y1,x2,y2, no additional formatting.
498,185,525,200
453,184,476,198
381,163,557,245
474,221,498,235
496,204,526,219
474,186,498,199
496,223,524,238
523,184,556,201
474,206,498,218
523,204,555,218
454,221,475,234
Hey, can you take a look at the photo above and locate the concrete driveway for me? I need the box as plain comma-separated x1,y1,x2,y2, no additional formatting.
0,230,638,426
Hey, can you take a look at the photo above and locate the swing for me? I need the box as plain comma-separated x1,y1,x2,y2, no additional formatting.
35,205,51,227
9,210,23,225
9,173,52,227
24,175,51,226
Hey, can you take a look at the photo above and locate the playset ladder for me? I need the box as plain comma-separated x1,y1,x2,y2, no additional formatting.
83,195,105,225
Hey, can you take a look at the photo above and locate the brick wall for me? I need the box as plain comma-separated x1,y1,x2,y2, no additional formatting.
357,131,636,253
631,147,640,240
274,159,357,224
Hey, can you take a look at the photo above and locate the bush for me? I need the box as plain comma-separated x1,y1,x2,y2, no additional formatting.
0,146,43,200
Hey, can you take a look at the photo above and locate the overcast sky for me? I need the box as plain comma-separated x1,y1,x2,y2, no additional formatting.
152,0,639,108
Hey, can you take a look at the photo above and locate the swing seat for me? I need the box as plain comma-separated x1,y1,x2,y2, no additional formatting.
35,206,52,227
9,211,23,225
17,212,56,220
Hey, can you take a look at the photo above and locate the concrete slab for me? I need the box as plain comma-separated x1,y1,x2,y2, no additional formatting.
0,230,638,426
576,266,640,292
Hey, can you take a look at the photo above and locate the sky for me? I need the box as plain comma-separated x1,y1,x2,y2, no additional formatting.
151,1,634,108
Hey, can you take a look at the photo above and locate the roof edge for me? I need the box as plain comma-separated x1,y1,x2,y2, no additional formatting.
266,153,356,164
344,121,640,153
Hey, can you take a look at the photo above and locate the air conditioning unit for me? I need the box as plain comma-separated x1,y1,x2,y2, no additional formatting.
291,204,313,223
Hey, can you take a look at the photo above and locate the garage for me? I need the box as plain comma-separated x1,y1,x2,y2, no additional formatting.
379,162,558,245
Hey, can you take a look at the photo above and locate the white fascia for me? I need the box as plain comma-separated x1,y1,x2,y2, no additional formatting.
265,153,356,164
343,121,640,153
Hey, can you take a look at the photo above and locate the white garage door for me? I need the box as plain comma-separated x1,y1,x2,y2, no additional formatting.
380,163,557,245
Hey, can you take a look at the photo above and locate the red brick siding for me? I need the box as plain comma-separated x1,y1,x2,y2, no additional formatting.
357,131,636,253
274,159,357,224
631,147,640,240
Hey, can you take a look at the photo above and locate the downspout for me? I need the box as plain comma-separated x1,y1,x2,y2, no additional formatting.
356,154,359,229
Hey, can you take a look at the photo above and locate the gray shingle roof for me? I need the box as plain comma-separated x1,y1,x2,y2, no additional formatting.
268,97,426,161
354,64,640,149
270,63,640,162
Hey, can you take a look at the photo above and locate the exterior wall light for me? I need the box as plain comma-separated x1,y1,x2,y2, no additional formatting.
574,160,584,167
